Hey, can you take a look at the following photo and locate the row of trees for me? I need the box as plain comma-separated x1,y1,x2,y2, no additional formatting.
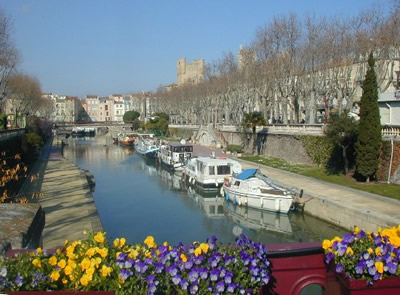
0,10,52,129
151,1,399,127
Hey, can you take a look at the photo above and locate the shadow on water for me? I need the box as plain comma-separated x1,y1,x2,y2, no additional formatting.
62,134,349,246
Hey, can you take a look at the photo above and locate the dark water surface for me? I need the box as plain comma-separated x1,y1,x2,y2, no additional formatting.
62,135,348,246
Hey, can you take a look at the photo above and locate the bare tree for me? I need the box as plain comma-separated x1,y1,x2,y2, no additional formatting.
0,10,19,110
6,73,42,127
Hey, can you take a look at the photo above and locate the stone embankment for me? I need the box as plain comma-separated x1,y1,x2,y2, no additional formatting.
1,138,103,251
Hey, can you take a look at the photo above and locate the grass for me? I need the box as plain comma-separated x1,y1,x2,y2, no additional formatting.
241,155,400,201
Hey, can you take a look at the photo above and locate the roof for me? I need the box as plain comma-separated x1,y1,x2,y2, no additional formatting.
378,91,400,102
169,143,193,147
236,168,257,180
196,156,239,165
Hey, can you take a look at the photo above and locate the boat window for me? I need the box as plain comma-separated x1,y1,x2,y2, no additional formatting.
209,166,215,175
185,146,193,152
217,165,231,175
234,181,240,186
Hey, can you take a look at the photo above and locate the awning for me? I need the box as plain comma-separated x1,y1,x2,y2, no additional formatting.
236,168,257,180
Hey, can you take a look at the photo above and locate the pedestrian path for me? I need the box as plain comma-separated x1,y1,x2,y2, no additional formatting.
19,138,103,249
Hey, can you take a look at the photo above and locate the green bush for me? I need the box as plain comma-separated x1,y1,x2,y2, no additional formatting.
298,135,333,167
26,132,43,156
227,144,243,153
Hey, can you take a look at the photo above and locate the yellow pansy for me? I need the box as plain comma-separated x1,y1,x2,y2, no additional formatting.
375,247,382,256
64,265,73,276
50,270,60,281
56,249,62,255
86,248,96,258
354,226,360,235
331,236,342,243
368,248,374,254
91,257,102,268
200,243,209,253
80,257,91,270
97,247,108,258
86,267,95,276
49,256,58,266
32,258,41,268
144,236,156,248
101,265,112,277
163,241,169,247
180,253,187,262
57,259,67,269
62,278,68,284
113,238,120,248
36,247,43,255
94,232,105,243
80,274,91,286
345,247,354,256
194,247,202,257
322,240,332,250
128,249,138,259
375,261,384,274
119,238,126,248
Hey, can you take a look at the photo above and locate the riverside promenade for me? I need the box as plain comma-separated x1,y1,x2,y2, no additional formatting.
18,137,103,249
194,144,400,233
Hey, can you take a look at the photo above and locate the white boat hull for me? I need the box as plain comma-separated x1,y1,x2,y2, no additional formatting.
223,186,293,214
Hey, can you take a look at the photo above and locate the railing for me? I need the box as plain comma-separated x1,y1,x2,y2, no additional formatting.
382,125,400,139
0,128,26,142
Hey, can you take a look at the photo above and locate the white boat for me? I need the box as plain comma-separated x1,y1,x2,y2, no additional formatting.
183,156,242,190
135,135,159,159
223,168,302,214
157,141,193,171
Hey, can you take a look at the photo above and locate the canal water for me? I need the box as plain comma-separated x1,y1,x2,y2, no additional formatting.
62,134,348,246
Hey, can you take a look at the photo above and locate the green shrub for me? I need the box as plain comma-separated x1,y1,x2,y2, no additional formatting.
298,135,333,167
227,144,243,153
26,132,43,156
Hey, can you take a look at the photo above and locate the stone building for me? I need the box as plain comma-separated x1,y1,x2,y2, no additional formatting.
177,58,205,86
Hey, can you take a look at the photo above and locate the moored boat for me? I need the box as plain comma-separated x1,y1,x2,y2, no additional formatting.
183,156,242,190
119,135,135,147
135,135,159,159
157,141,193,171
223,168,302,214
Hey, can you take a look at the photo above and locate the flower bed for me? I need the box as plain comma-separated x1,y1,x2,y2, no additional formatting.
1,232,271,294
323,225,400,286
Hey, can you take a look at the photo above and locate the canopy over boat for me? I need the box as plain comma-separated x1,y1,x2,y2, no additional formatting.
236,168,257,180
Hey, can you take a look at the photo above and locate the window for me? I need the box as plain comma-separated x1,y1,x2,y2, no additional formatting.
217,165,231,175
209,166,215,175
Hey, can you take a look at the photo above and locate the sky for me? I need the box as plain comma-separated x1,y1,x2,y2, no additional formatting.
0,0,388,98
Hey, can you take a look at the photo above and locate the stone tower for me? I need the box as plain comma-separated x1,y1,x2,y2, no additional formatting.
177,58,205,86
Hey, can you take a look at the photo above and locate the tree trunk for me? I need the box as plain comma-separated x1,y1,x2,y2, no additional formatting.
341,144,349,175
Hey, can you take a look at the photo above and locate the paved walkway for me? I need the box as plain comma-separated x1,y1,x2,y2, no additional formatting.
18,138,103,249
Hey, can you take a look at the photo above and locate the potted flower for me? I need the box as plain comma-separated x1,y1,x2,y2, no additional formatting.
322,225,400,294
1,232,271,294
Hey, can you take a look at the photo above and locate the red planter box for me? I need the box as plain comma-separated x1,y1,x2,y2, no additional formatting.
337,274,400,295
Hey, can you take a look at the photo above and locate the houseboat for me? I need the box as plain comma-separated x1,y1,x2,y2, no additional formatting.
157,141,193,171
183,156,242,190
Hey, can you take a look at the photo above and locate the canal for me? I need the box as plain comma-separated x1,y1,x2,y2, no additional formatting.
62,134,348,246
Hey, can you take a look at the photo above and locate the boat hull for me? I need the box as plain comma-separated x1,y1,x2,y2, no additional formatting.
223,186,293,214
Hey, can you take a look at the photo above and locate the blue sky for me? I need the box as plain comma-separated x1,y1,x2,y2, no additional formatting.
0,0,386,98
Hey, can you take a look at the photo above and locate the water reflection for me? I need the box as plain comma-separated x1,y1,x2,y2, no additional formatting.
62,135,348,246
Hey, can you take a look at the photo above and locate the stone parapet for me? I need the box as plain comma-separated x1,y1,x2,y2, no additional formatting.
0,203,44,250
